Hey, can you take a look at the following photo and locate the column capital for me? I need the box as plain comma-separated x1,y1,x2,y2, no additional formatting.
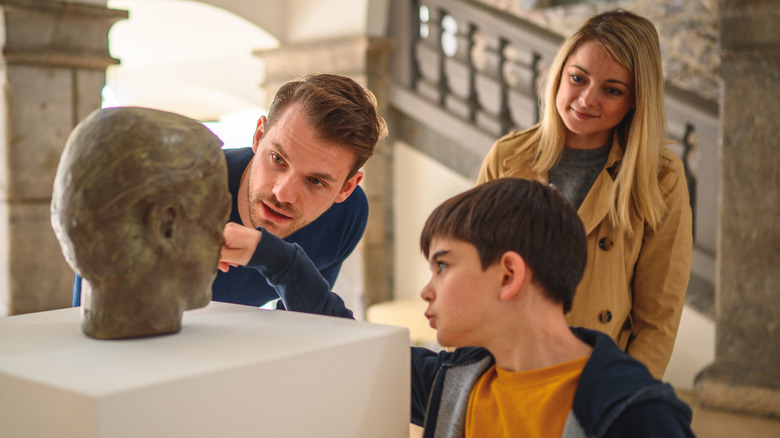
1,0,127,70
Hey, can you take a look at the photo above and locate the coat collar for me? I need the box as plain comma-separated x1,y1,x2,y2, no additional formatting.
503,133,623,235
498,129,624,235
577,138,623,235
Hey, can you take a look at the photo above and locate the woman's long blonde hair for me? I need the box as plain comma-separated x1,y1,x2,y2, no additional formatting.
524,9,667,233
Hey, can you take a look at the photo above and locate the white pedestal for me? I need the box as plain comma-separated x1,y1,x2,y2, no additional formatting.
0,302,410,438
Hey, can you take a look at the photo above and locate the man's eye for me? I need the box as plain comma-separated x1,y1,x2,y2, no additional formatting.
310,178,325,187
271,154,284,164
437,262,447,273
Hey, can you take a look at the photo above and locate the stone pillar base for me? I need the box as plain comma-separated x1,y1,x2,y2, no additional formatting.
695,362,780,419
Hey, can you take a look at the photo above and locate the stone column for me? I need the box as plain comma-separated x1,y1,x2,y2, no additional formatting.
694,0,780,418
0,0,126,316
254,35,395,312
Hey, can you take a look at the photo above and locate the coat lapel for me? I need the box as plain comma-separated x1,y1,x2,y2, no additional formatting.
495,129,624,237
577,139,623,236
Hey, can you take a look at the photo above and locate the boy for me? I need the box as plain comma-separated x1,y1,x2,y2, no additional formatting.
220,178,695,437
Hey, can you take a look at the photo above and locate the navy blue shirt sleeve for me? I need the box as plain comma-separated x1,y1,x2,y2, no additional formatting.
246,227,354,319
72,274,82,307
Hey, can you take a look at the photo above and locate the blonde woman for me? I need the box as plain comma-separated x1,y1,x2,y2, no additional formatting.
477,9,692,378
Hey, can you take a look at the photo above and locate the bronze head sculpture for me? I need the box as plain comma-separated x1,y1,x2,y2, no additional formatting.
51,107,231,339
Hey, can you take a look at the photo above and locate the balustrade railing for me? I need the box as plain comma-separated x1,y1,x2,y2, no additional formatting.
409,0,561,135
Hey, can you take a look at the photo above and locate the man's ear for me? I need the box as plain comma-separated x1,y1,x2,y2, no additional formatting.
251,115,267,153
335,170,363,203
498,251,526,302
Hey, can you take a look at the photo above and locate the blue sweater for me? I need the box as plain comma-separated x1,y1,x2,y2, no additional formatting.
72,147,368,308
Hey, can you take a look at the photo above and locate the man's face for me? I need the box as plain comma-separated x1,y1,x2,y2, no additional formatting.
245,104,363,238
421,237,502,348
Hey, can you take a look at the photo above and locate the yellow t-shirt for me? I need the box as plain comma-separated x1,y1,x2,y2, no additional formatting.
465,356,589,438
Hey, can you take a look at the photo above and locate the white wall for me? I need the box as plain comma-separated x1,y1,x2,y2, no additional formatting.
392,141,474,301
106,0,277,122
665,305,715,389
198,0,389,44
285,0,367,42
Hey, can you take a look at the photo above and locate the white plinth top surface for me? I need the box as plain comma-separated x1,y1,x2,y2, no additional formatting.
0,302,411,438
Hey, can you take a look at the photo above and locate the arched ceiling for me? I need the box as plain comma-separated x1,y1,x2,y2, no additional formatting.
103,0,388,129
198,0,384,43
106,0,278,123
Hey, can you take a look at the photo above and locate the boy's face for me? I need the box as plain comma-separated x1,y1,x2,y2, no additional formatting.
421,237,503,348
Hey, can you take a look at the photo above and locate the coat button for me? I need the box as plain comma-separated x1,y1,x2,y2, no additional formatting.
599,310,612,323
598,237,613,250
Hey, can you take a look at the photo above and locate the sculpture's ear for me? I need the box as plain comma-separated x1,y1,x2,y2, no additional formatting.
146,202,179,250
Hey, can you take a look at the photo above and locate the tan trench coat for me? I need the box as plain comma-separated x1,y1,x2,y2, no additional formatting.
476,126,693,378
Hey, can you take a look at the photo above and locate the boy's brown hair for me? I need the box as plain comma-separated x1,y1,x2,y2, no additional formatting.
420,178,586,313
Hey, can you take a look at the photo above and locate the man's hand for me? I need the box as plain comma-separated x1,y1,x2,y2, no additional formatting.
218,222,262,272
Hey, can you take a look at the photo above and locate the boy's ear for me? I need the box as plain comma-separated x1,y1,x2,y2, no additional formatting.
498,251,526,302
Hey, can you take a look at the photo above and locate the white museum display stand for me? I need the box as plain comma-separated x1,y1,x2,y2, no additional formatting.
0,302,410,438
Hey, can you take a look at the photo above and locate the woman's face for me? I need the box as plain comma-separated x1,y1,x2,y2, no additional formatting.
555,40,635,150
